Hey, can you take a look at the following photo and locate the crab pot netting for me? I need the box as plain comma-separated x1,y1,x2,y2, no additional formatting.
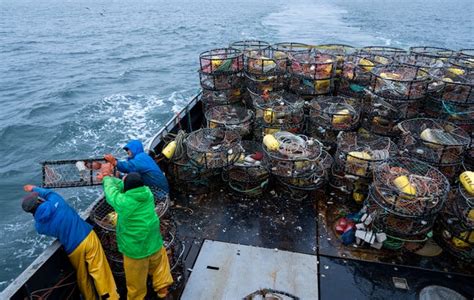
262,132,326,179
456,184,474,228
459,49,474,58
329,165,371,204
358,46,407,59
253,92,305,127
409,46,456,61
199,48,243,74
244,48,288,76
363,90,420,137
397,118,471,165
205,105,254,136
230,40,270,52
273,150,333,190
366,190,436,239
253,121,305,141
434,212,474,262
185,128,242,169
245,73,287,95
199,71,243,91
334,132,397,179
272,42,312,55
449,56,474,74
424,96,474,127
166,156,217,195
428,67,474,104
395,53,447,70
314,44,357,76
202,89,244,109
371,157,449,218
368,64,430,100
339,54,392,97
225,140,269,196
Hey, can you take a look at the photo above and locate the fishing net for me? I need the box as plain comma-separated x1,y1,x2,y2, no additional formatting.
428,67,474,104
262,132,324,178
205,105,254,136
199,48,243,74
397,118,471,165
199,71,243,91
41,159,114,188
334,131,397,179
245,72,287,95
202,89,244,109
229,40,270,52
185,128,242,169
244,48,288,76
307,96,361,149
363,90,420,137
409,46,455,60
372,157,449,217
358,46,407,59
368,64,430,100
224,140,269,196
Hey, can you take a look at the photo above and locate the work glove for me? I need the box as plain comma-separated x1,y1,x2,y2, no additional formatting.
104,154,117,166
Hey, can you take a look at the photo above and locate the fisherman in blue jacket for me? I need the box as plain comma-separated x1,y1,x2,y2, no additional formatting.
104,139,169,198
22,185,119,300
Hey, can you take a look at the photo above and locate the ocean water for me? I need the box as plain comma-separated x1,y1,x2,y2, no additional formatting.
0,0,472,291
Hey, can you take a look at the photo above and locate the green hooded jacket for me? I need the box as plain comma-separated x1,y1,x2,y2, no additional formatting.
103,176,163,259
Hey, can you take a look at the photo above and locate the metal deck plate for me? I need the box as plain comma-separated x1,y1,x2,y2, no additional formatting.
181,240,318,300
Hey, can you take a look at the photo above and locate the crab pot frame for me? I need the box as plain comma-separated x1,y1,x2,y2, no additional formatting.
253,93,305,127
274,176,311,201
199,48,244,74
246,88,285,109
307,96,361,148
202,89,244,110
359,46,407,59
185,128,242,169
230,40,270,52
205,105,254,137
314,44,357,78
409,46,455,60
289,75,335,97
224,140,269,196
459,49,474,58
428,67,474,104
395,53,446,70
424,96,474,127
245,72,287,95
199,71,243,91
368,64,430,100
329,165,371,204
41,158,114,188
366,190,436,239
262,132,325,178
288,51,337,80
244,48,288,76
449,56,474,74
272,42,312,55
253,120,305,141
371,157,449,218
166,156,218,195
455,185,474,228
397,118,471,165
363,90,420,137
434,214,474,262
334,132,397,179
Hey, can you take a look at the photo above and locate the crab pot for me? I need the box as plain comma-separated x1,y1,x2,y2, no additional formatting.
307,96,361,149
428,67,474,104
339,54,392,97
272,42,312,55
424,96,474,126
262,131,324,179
434,213,474,262
363,90,420,137
245,72,287,95
366,189,436,239
289,75,335,96
202,88,244,110
314,44,357,78
246,88,285,109
449,56,474,74
371,157,449,218
166,156,218,195
253,120,305,141
397,118,471,165
334,131,398,179
409,46,455,61
459,49,474,58
396,53,446,70
368,64,430,100
274,177,311,201
359,46,407,59
205,105,254,137
41,158,114,188
199,48,243,74
253,92,304,127
329,165,371,204
224,140,269,196
185,128,242,169
244,48,288,76
230,40,270,52
199,71,243,91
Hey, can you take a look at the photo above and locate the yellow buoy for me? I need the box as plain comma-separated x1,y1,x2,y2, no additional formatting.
263,109,276,124
452,237,470,248
468,209,474,222
347,151,371,176
162,141,177,159
332,109,351,125
314,79,330,92
359,58,375,72
393,175,417,198
459,171,474,195
263,134,280,151
380,72,402,80
447,67,465,76
106,212,118,227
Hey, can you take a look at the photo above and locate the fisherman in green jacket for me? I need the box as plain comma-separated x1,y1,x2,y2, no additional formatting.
101,172,173,300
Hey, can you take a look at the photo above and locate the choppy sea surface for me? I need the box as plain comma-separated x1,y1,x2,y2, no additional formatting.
0,0,472,291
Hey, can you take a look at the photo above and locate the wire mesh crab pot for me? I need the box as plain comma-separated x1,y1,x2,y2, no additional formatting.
314,44,357,77
368,64,430,100
339,54,392,97
359,46,407,59
244,48,288,76
254,121,305,142
424,96,474,131
397,118,471,166
199,48,244,74
307,96,361,149
230,40,270,52
224,140,269,197
459,49,474,58
449,56,474,74
428,67,474,104
272,42,311,55
205,105,254,137
245,72,287,95
409,46,455,61
334,131,398,179
253,92,304,126
202,89,244,110
395,53,447,71
199,71,243,91
363,90,420,137
329,165,371,204
371,157,449,218
185,128,242,169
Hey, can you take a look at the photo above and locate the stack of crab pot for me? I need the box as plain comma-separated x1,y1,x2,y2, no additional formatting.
397,118,471,182
434,170,474,262
262,131,332,200
330,131,398,205
362,157,449,252
199,47,244,109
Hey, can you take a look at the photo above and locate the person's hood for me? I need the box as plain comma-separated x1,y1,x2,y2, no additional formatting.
35,201,58,223
124,140,144,159
125,186,150,202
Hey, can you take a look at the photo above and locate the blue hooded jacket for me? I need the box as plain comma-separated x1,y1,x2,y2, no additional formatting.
32,187,92,254
117,140,169,192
